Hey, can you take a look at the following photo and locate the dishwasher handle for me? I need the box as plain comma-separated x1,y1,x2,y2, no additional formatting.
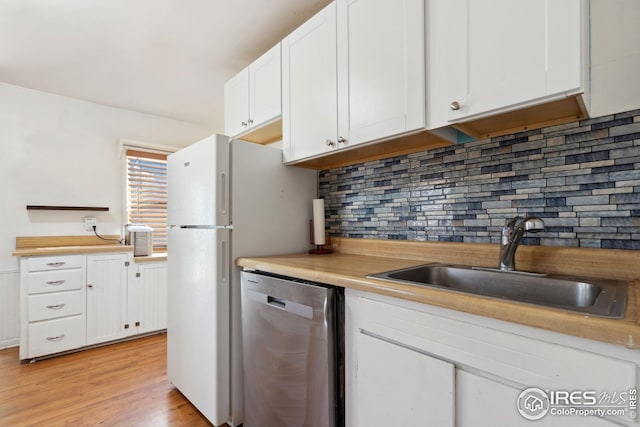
248,289,314,320
267,296,286,309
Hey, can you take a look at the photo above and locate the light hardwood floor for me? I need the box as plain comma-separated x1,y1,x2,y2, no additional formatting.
0,333,219,426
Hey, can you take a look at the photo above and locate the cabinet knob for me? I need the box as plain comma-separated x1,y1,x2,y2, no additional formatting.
248,119,254,125
88,284,93,288
241,121,248,127
449,101,461,111
337,136,347,145
326,139,335,147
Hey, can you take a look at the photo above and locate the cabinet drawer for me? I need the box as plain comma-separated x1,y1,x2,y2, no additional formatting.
27,315,85,358
355,296,637,394
28,290,82,322
27,255,82,272
27,269,82,294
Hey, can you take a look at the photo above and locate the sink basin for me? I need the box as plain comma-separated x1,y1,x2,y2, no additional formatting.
367,264,628,318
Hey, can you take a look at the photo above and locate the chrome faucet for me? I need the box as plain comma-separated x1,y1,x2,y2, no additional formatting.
499,216,544,271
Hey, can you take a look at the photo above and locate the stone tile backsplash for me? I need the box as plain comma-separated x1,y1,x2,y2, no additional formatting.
319,109,640,249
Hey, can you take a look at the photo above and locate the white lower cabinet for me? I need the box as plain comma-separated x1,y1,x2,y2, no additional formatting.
356,332,454,426
27,290,83,322
129,261,167,335
456,370,619,427
19,252,167,360
27,316,85,359
86,253,129,345
346,289,639,427
19,254,86,360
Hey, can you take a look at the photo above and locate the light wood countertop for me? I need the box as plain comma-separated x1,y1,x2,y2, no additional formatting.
13,244,133,257
133,253,167,263
13,235,132,257
237,238,640,350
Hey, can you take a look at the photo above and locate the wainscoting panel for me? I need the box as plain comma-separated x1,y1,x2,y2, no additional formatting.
0,270,19,349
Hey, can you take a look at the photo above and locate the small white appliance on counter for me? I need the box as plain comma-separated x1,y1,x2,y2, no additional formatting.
167,134,317,426
124,224,153,257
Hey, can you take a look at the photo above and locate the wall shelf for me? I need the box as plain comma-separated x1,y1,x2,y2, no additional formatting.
26,205,110,212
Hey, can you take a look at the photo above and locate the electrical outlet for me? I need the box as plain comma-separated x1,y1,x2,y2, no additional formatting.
84,216,96,231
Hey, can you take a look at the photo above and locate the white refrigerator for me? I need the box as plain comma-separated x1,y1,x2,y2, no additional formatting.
167,134,317,426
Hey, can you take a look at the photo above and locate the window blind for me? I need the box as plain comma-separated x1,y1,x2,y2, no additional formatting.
126,149,168,251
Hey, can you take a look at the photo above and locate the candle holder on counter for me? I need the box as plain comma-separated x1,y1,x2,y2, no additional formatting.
309,198,332,255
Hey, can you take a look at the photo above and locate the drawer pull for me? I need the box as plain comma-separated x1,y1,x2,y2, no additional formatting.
46,304,66,310
46,334,65,342
46,280,66,285
46,262,66,267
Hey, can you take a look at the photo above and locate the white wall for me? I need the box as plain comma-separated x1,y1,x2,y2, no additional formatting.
0,82,214,270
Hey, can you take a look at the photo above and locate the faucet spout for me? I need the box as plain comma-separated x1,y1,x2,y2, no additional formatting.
499,216,544,271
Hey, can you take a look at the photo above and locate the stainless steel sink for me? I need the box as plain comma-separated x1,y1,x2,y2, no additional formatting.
367,264,628,318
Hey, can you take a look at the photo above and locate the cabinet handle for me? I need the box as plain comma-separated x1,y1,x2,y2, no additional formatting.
326,139,335,147
248,118,254,125
46,280,65,285
46,334,65,342
46,304,65,310
241,121,248,127
46,262,66,267
88,284,94,288
337,136,347,145
449,101,461,111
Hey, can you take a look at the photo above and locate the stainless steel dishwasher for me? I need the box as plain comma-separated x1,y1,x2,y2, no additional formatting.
240,270,344,427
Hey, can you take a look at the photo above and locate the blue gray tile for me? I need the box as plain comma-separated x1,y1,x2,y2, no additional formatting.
319,109,640,249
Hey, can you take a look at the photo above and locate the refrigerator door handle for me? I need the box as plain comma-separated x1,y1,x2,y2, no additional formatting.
220,239,227,281
220,172,228,216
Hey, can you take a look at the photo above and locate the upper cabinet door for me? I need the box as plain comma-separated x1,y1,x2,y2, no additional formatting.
224,43,281,139
282,2,338,163
428,0,586,128
447,0,546,122
224,67,249,137
337,0,425,147
249,43,281,129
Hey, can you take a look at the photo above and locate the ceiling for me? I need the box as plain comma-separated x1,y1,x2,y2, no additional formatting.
0,0,332,131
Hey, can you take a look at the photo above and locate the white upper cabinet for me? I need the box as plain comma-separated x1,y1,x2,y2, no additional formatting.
224,68,250,138
249,45,282,131
224,43,281,139
282,2,338,162
283,0,427,164
589,0,640,117
427,0,588,137
337,0,425,147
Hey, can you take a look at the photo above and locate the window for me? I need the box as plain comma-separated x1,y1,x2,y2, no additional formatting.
126,149,168,251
